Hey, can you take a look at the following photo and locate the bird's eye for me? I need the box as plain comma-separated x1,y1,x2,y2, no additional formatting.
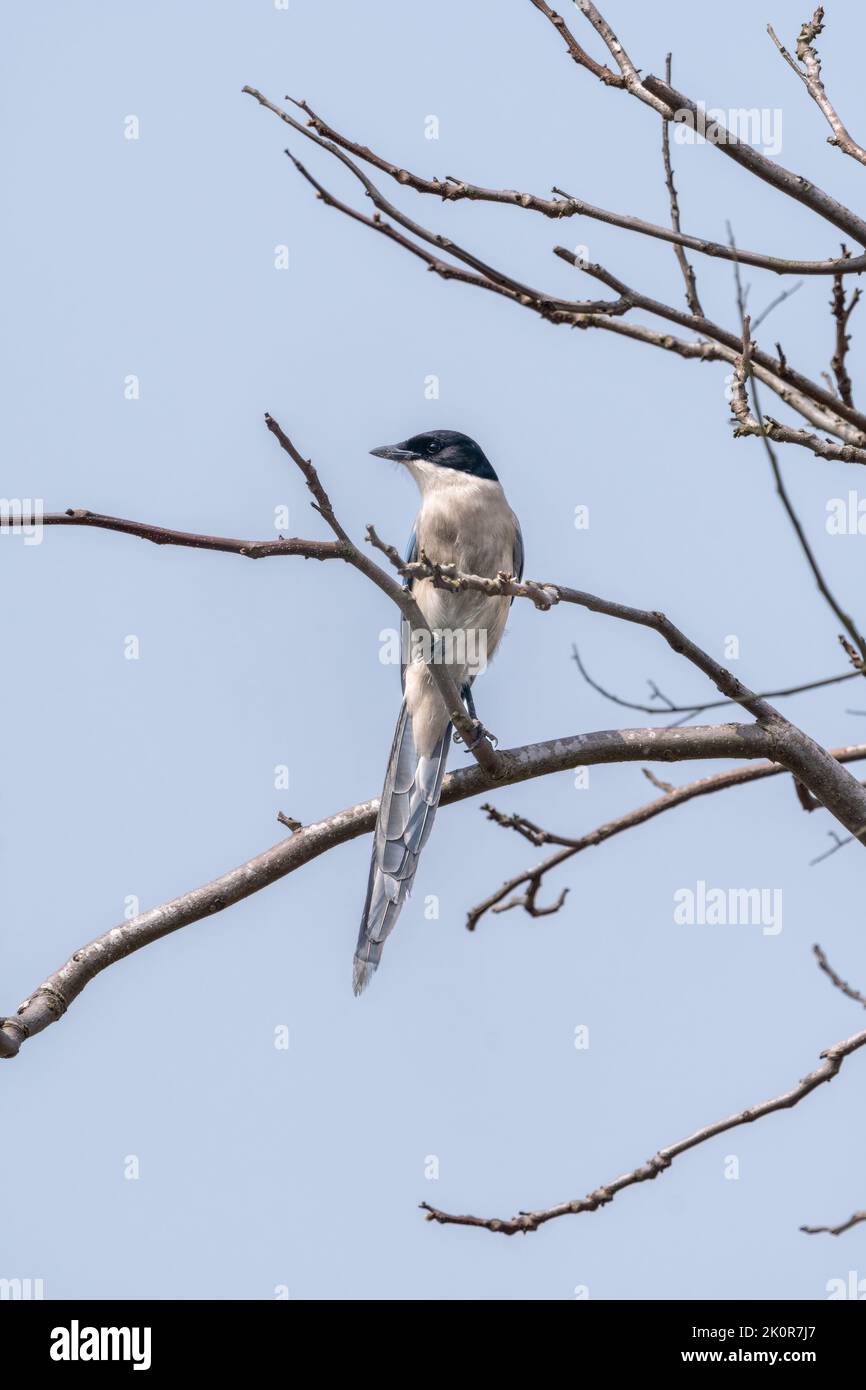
427,440,440,455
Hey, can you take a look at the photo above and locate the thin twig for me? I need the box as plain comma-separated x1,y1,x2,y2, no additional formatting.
809,830,854,865
661,53,703,316
422,1024,866,1234
732,318,866,669
727,227,866,670
572,643,859,717
801,1212,866,1236
751,281,803,332
813,943,866,1007
466,743,866,930
799,946,866,1235
768,8,866,168
491,877,570,921
830,253,861,408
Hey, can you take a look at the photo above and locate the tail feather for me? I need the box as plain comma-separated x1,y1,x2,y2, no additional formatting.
353,702,450,994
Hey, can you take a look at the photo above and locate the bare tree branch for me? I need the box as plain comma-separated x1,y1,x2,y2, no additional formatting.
466,743,866,931
301,168,861,451
799,944,866,1235
530,1,866,241
813,942,866,1008
751,280,803,332
769,8,866,168
296,151,856,445
39,508,345,560
242,2,866,481
244,89,629,319
264,418,502,765
479,804,561,849
801,1211,866,1236
22,43,866,1067
490,875,570,922
556,250,866,441
17,464,866,1057
526,0,624,87
35,425,866,853
731,318,866,668
571,643,859,719
41,418,497,773
661,53,703,317
0,720,783,1060
730,391,866,465
727,234,866,671
830,257,861,408
642,71,866,246
369,531,866,840
578,318,864,446
243,87,866,453
421,1022,866,1234
570,0,668,111
11,4,866,1271
810,829,855,864
272,93,865,277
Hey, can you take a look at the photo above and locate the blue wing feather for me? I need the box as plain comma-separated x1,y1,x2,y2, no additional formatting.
403,525,418,590
512,522,525,584
399,525,419,690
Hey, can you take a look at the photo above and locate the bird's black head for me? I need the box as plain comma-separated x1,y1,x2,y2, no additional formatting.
370,430,498,481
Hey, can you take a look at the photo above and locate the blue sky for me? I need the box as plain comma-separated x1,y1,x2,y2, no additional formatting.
2,0,866,1299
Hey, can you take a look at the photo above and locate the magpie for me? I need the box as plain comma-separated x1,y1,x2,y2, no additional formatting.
354,430,523,993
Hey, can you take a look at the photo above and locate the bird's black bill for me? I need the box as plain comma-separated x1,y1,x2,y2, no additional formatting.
369,444,418,462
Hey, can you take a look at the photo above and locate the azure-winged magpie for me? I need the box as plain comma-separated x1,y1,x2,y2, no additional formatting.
354,430,524,994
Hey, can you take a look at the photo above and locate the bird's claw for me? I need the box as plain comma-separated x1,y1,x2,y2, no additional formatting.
454,719,498,752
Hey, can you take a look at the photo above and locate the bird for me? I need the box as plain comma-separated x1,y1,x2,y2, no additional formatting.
353,429,524,994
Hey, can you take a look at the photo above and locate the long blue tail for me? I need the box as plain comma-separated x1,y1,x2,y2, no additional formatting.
353,702,451,995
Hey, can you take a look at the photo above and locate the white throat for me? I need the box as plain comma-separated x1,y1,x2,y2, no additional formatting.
404,457,499,500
